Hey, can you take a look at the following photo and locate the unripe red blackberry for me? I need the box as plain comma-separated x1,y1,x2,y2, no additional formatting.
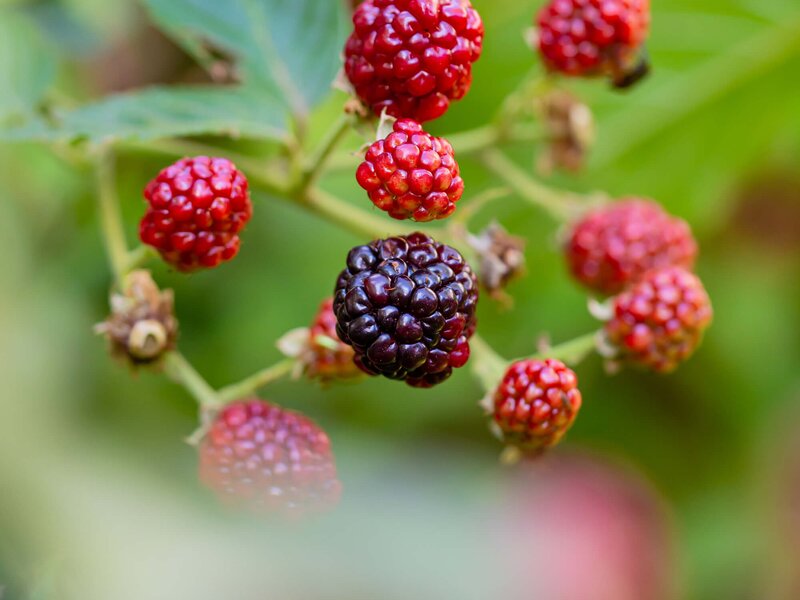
199,399,341,515
333,232,478,388
356,119,463,221
566,199,697,296
499,455,676,600
491,359,582,452
139,156,252,272
306,298,363,382
603,266,712,372
344,0,484,122
536,0,650,86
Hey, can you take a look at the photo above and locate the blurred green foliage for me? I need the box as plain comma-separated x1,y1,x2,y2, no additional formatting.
1,0,800,598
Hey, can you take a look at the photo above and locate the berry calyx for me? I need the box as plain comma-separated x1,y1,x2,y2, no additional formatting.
95,270,178,365
344,0,484,122
490,358,582,452
356,119,464,221
467,222,526,301
603,266,713,372
333,232,478,388
536,0,650,87
139,156,252,272
199,399,341,515
566,199,698,296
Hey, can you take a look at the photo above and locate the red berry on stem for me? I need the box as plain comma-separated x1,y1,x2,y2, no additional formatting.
345,0,484,122
306,298,362,382
566,199,697,296
492,358,582,452
199,399,341,516
537,0,650,85
356,119,464,221
604,266,713,372
139,156,252,272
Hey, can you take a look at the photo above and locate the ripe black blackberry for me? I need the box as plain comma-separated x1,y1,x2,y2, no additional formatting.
333,232,478,388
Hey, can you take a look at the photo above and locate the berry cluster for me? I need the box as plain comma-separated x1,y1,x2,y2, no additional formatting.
139,156,252,272
537,0,650,85
333,232,478,388
93,0,716,513
199,399,341,515
566,199,697,296
356,119,464,221
603,266,712,373
491,359,582,451
345,0,484,122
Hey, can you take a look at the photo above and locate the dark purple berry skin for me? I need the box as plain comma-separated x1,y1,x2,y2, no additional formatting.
333,232,478,388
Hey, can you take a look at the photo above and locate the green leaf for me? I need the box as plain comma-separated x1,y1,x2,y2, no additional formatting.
0,10,57,124
1,86,288,143
141,0,348,116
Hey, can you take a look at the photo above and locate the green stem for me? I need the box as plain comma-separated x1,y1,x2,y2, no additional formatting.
124,245,157,272
446,122,545,154
95,150,129,287
301,187,397,239
525,331,599,365
451,187,511,225
302,114,354,187
163,351,222,408
217,358,296,403
469,333,510,393
481,148,583,222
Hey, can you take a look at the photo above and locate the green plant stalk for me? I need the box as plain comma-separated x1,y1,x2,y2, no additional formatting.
447,122,543,154
471,330,599,393
481,148,581,222
301,187,400,239
469,333,509,393
527,331,598,365
325,121,544,172
95,151,130,288
163,351,222,408
301,114,355,187
124,245,157,273
217,358,296,403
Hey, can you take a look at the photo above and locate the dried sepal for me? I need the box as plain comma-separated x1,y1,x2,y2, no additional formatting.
467,222,526,303
536,90,595,174
95,270,178,365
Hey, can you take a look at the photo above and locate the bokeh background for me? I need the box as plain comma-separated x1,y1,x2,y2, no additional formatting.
1,0,800,598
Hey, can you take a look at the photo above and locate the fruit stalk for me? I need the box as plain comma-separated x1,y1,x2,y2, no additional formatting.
528,331,598,365
95,150,131,287
163,351,221,408
481,148,584,222
217,358,296,403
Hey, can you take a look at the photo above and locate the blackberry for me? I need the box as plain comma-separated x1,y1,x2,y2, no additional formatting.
344,0,484,122
356,118,464,222
491,358,582,452
603,266,713,372
199,399,341,515
139,156,252,272
537,0,650,87
333,232,478,387
566,198,697,296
